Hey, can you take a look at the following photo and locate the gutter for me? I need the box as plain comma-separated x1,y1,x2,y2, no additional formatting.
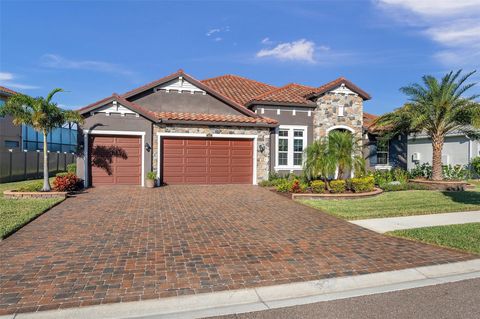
157,119,278,128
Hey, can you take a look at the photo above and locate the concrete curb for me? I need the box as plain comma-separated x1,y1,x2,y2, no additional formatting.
4,259,480,319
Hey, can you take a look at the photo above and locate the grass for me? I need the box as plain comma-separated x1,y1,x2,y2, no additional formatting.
301,186,480,220
388,223,480,254
0,179,63,239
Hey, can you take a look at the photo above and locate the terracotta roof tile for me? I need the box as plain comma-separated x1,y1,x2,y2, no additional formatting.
363,112,377,128
201,75,277,105
0,86,18,96
155,111,277,125
308,77,371,100
248,83,316,105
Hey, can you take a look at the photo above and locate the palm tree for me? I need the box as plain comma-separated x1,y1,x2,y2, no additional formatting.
374,70,480,181
0,89,83,191
303,139,337,189
328,130,366,179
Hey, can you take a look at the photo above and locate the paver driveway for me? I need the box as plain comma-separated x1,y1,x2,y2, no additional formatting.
0,185,475,315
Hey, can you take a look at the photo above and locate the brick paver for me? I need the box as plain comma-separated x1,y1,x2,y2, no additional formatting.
0,185,475,315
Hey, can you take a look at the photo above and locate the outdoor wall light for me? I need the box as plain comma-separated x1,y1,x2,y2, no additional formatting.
259,144,265,153
145,143,151,152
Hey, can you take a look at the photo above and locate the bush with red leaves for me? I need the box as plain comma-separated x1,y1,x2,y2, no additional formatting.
53,172,83,192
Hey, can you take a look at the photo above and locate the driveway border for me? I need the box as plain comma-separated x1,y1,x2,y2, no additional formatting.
4,258,480,319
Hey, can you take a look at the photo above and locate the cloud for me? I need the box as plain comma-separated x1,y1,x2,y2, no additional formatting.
378,0,480,17
0,72,39,90
256,39,316,63
40,54,134,76
376,0,480,68
206,28,221,36
205,26,230,41
261,37,272,45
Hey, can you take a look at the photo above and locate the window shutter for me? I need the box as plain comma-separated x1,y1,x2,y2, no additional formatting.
369,142,377,166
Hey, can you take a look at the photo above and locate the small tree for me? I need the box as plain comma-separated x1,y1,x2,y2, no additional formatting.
328,130,366,179
374,70,480,180
303,139,336,189
0,89,83,191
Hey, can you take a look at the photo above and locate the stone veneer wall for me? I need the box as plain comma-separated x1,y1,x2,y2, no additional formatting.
313,92,363,140
153,124,271,183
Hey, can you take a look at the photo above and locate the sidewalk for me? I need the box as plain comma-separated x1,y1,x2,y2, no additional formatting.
2,259,480,319
350,211,480,233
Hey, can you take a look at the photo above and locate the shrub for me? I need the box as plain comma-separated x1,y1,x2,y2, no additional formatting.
146,171,157,180
471,156,480,177
392,168,409,183
381,181,428,192
409,163,432,179
310,180,326,193
290,179,308,193
16,181,43,192
53,172,82,192
329,180,346,193
373,170,393,186
275,179,291,193
66,163,76,173
350,176,375,193
442,164,470,180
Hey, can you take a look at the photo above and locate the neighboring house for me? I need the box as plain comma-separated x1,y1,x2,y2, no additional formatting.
363,112,407,170
0,86,22,152
77,69,400,187
0,86,77,182
407,132,480,170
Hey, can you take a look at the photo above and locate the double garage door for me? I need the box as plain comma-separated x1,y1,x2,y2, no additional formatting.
89,135,253,185
162,138,253,184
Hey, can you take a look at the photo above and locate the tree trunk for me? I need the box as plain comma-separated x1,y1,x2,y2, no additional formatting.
431,134,444,181
42,131,51,192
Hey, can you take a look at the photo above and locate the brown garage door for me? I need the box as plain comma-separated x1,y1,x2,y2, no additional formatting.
90,135,141,186
162,138,253,184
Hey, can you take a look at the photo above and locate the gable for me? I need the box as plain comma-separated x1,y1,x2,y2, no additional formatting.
330,83,358,96
156,77,206,94
129,87,246,116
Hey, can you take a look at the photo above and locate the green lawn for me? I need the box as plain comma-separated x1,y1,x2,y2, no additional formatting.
0,179,63,239
388,223,480,254
301,187,480,220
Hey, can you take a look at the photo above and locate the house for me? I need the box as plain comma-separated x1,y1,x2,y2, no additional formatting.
77,69,400,187
0,86,77,182
363,112,407,171
407,132,480,170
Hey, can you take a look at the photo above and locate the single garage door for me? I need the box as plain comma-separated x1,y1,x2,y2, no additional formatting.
90,135,141,186
162,138,253,184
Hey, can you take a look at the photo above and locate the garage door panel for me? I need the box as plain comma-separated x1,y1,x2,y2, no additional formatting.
186,148,208,156
186,139,209,146
90,135,141,186
163,137,253,185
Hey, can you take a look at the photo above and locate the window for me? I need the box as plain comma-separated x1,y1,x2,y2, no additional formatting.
276,126,307,168
376,139,389,165
5,140,19,148
278,129,289,166
338,105,344,116
22,123,77,152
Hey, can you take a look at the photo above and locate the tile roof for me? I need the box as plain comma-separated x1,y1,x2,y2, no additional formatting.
155,111,277,125
363,112,377,128
201,75,277,105
0,86,18,96
307,77,371,100
247,83,317,106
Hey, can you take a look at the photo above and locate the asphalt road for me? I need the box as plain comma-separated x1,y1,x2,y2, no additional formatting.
208,278,480,319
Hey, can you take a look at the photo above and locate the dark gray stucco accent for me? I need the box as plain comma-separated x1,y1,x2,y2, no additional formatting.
364,132,407,170
76,113,153,185
251,105,314,174
129,90,245,116
389,134,407,169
